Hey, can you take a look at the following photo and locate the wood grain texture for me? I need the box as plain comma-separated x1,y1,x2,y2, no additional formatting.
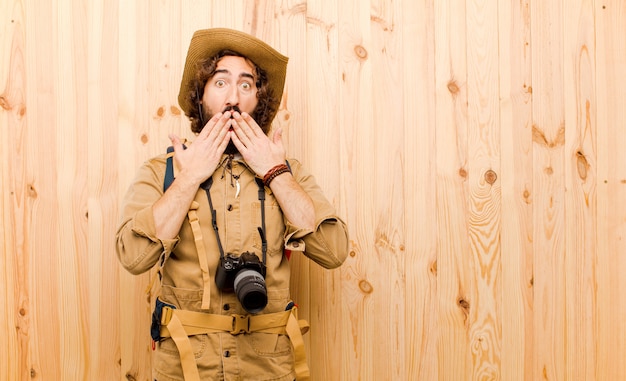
498,0,534,380
595,1,626,380
336,0,377,379
2,0,626,380
466,0,502,379
401,2,438,380
563,1,598,380
531,1,567,380
1,1,28,380
434,0,472,379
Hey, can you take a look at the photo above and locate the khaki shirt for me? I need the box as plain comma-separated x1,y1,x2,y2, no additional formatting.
116,152,349,381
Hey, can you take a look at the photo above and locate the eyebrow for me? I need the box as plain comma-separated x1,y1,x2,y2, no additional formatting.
214,68,255,81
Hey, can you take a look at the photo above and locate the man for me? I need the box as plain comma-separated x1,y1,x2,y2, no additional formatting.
116,28,349,381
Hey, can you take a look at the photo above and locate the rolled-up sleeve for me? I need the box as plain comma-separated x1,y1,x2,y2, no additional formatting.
115,156,179,274
284,159,349,269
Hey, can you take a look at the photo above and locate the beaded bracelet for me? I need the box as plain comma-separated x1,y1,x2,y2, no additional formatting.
263,163,291,187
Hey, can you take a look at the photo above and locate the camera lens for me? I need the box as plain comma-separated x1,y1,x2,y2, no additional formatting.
233,269,268,314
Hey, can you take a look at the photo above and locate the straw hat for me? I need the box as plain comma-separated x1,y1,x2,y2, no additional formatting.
178,28,289,117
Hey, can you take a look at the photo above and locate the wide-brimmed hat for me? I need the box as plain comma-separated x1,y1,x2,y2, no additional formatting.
178,28,289,116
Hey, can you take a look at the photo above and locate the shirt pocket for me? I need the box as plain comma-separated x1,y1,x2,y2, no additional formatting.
154,334,221,378
244,332,293,357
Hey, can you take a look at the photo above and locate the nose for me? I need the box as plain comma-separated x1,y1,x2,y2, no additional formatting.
225,85,239,106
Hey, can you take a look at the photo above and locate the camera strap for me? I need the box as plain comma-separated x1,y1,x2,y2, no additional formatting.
200,176,268,266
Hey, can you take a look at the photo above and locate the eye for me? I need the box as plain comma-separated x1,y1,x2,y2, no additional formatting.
215,79,226,87
240,82,252,91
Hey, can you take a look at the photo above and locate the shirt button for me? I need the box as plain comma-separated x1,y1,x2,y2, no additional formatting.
224,350,230,357
292,242,300,248
223,304,230,311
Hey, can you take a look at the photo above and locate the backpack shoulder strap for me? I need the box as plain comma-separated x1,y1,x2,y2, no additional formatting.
164,146,175,192
164,144,187,192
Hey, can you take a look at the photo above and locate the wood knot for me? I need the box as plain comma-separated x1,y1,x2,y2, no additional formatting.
484,169,497,185
544,166,553,175
526,85,532,94
170,105,181,116
27,184,37,198
576,151,588,180
140,133,149,144
459,168,467,178
358,279,373,294
458,298,470,310
447,80,460,95
523,189,531,204
354,45,368,60
0,95,11,110
156,106,165,118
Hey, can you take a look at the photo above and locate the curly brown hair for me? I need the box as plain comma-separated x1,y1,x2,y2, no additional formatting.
185,50,279,134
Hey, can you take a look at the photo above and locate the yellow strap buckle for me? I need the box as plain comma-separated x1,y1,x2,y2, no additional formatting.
230,314,250,334
161,306,174,325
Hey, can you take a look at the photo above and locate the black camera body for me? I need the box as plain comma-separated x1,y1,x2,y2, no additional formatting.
215,251,267,313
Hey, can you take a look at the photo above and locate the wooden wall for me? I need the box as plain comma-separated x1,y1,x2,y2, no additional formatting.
1,0,625,380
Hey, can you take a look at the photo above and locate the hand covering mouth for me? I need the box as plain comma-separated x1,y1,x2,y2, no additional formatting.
223,105,241,118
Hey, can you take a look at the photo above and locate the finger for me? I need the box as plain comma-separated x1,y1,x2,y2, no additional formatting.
273,128,283,145
203,111,233,137
229,130,247,153
216,129,231,153
230,118,253,147
215,118,231,142
197,112,222,139
234,111,262,137
169,134,184,153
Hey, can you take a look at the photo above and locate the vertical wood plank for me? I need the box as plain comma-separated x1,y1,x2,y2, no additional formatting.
595,1,626,380
23,0,63,378
466,0,502,379
86,0,121,379
401,0,439,379
563,1,598,380
368,0,408,379
433,0,471,379
274,0,312,370
117,1,153,380
298,0,344,378
530,1,567,380
498,0,534,380
336,0,376,379
55,1,91,379
1,1,28,380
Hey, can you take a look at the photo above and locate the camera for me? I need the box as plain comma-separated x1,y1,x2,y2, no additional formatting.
215,251,267,313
